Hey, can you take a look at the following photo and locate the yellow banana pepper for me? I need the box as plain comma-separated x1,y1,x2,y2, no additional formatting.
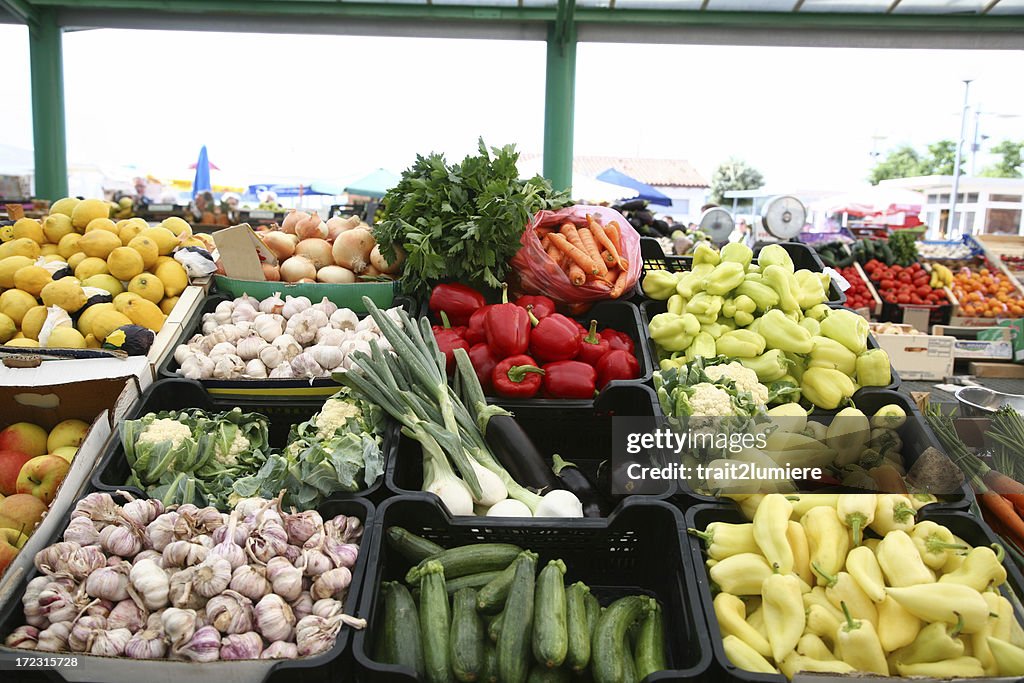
688,522,759,561
869,494,916,536
812,565,878,628
790,493,839,519
747,605,767,638
835,601,888,675
781,653,854,678
710,553,773,595
802,506,849,586
971,592,1008,675
892,614,965,665
805,604,842,643
763,571,806,663
845,545,886,603
911,520,970,570
797,634,836,661
714,593,772,658
939,543,1007,592
753,494,795,576
895,656,985,677
988,637,1024,676
787,521,813,586
876,595,922,651
836,493,876,546
885,583,990,634
877,530,936,586
722,635,777,674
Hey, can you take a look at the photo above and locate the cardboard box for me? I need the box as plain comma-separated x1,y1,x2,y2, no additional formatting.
212,223,276,281
932,325,1014,361
873,333,955,380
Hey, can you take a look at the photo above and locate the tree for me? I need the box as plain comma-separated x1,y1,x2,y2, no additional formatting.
868,145,923,185
980,140,1024,178
710,158,764,205
922,140,957,176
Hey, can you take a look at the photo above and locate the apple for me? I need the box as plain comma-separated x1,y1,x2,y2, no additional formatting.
0,423,48,458
0,450,34,496
0,536,18,577
0,527,28,549
16,455,69,504
51,446,78,463
0,493,47,534
46,419,90,452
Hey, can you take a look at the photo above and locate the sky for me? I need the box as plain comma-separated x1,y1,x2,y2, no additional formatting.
1,24,1023,192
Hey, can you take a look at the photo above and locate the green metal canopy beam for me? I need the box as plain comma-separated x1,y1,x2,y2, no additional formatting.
29,7,69,201
0,0,36,24
543,0,576,191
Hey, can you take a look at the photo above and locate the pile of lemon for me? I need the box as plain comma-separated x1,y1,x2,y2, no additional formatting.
0,198,205,350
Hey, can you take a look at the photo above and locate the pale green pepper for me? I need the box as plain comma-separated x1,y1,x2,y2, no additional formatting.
693,242,720,266
856,349,892,387
649,312,700,353
642,270,680,300
685,292,724,324
762,264,801,313
795,270,828,309
801,367,857,410
759,309,813,354
716,329,767,359
757,243,795,272
819,308,868,355
734,280,779,312
808,336,858,376
705,261,746,296
739,349,791,383
666,293,687,316
685,331,718,362
720,242,753,268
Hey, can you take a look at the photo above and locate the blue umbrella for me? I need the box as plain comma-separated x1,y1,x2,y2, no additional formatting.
192,145,213,197
596,168,673,206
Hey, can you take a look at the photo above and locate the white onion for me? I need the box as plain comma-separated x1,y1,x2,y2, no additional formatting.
370,244,404,275
295,214,328,241
281,210,308,235
295,239,334,269
317,266,356,284
261,232,297,261
262,264,281,281
332,228,375,274
280,256,316,283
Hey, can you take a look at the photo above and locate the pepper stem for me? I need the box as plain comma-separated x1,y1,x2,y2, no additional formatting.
950,612,964,638
500,283,510,304
810,561,838,588
686,528,713,544
507,365,545,383
839,601,859,632
583,320,600,345
847,513,867,546
439,310,453,329
993,543,1006,563
527,305,540,327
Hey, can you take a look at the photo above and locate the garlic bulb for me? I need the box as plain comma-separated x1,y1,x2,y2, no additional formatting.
5,625,39,649
307,344,344,371
244,358,267,378
35,622,71,652
266,556,303,602
221,631,263,660
68,615,106,651
315,327,346,346
312,598,343,619
130,558,170,610
213,354,245,379
214,300,234,324
211,323,244,345
260,293,285,315
146,512,183,552
255,593,295,642
311,566,352,601
163,540,209,568
341,340,372,369
311,297,338,317
181,353,214,380
179,625,221,662
108,598,147,632
330,308,359,331
193,557,232,598
291,352,323,379
86,562,132,601
231,302,258,324
209,341,237,360
90,628,132,657
252,313,284,343
236,335,269,361
162,607,197,649
285,308,327,345
272,334,302,361
174,344,197,366
281,295,311,320
201,319,219,335
258,344,285,370
294,615,342,657
261,641,298,659
206,590,253,634
229,565,271,602
125,629,167,659
291,592,314,621
237,293,260,310
122,497,164,527
98,523,143,558
63,517,99,546
283,509,323,545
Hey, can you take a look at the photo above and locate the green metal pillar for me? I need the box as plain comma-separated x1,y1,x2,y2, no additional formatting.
29,8,69,201
543,0,576,192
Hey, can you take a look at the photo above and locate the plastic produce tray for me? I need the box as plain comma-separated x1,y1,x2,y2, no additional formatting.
352,495,710,682
90,378,395,505
683,502,1024,683
386,383,674,511
0,489,375,683
636,237,846,307
158,294,416,400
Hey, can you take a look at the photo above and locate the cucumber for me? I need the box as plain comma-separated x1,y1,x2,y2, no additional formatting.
378,581,425,676
497,551,538,683
634,600,667,680
585,593,601,641
488,611,505,644
450,588,484,683
387,526,445,563
591,596,652,683
621,635,637,683
565,582,592,673
481,642,499,683
415,571,505,599
527,666,571,683
478,554,530,614
419,561,453,683
373,582,397,663
532,560,568,669
406,543,523,584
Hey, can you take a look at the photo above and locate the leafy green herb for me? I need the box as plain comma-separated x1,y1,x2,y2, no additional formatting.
374,138,572,296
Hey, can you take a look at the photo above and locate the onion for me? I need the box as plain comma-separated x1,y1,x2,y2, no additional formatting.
262,264,281,281
280,256,316,283
295,239,334,269
297,278,317,284
281,211,309,235
325,218,348,242
262,232,297,261
215,260,226,275
331,228,375,274
370,244,404,275
295,212,328,241
317,266,356,284
362,265,382,277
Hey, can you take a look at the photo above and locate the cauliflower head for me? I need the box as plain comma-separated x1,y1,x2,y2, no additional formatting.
315,398,362,438
136,418,193,449
688,383,735,417
703,362,769,405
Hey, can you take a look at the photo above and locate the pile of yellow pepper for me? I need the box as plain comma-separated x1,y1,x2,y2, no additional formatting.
693,493,1024,679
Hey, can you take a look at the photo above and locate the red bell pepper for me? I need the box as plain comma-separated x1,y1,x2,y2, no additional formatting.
576,320,610,366
595,349,640,387
468,343,500,391
431,312,469,375
515,295,556,320
528,311,581,364
542,360,597,399
492,354,545,399
484,284,530,359
429,283,485,327
600,329,635,354
464,306,490,346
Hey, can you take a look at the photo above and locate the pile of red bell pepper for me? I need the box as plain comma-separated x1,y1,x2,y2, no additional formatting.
428,283,641,399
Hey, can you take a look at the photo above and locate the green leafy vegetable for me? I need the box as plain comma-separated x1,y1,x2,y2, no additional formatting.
374,139,572,296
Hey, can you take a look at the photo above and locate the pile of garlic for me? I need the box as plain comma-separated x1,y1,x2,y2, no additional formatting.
173,293,403,381
6,491,365,661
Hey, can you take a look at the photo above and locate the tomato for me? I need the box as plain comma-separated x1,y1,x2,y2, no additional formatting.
881,279,895,289
898,293,911,303
916,285,932,297
898,273,912,283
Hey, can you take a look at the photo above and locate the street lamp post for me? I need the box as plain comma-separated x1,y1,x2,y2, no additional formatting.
949,79,972,237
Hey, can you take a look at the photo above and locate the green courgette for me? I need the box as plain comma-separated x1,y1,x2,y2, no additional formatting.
481,643,499,683
584,592,600,641
406,543,523,584
450,588,484,682
634,600,667,680
387,526,445,563
497,551,537,683
414,571,505,599
373,582,397,663
591,596,653,683
419,561,453,683
527,666,571,683
477,553,531,614
532,560,568,669
488,611,505,644
621,636,637,683
565,582,591,673
378,581,425,677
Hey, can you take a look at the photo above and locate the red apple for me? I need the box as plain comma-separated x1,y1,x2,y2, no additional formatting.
0,450,33,496
0,536,18,577
0,423,48,458
16,455,69,505
0,493,47,535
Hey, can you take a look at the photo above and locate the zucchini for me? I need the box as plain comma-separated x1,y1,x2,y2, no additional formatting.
488,611,505,644
585,592,601,641
478,553,531,614
415,571,505,599
634,600,667,680
419,561,453,683
497,551,538,683
406,543,523,584
527,666,571,683
565,582,592,673
387,526,445,563
450,588,485,682
378,581,425,677
621,635,637,683
532,560,568,669
591,596,653,683
481,642,498,683
373,582,397,663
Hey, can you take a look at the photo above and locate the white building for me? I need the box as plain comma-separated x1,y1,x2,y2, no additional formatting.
880,176,1024,238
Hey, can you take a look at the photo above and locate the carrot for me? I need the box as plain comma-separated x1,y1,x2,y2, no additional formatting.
578,228,609,277
984,469,1024,495
608,269,629,299
536,226,556,238
549,232,598,275
560,222,587,252
980,492,1024,546
588,216,622,268
545,243,562,265
606,221,624,255
868,464,907,494
568,263,586,286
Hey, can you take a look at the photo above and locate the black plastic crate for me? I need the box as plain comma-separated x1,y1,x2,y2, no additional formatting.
352,495,710,682
683,502,1024,683
637,237,846,307
90,378,395,506
879,299,953,327
0,489,375,683
386,383,674,512
159,294,416,400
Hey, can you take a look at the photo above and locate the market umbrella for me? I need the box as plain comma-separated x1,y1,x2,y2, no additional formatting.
596,168,673,206
344,169,400,198
246,182,343,198
191,145,213,197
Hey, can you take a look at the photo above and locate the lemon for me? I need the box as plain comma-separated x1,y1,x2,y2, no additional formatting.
41,278,87,313
82,274,124,296
92,309,133,342
0,238,41,260
140,227,178,256
127,273,164,304
159,296,179,315
0,289,39,325
118,218,148,245
127,236,159,269
74,257,109,280
49,197,79,217
20,306,48,340
85,218,118,236
70,199,109,230
39,245,60,257
42,214,74,244
122,297,165,331
0,256,35,288
78,230,120,259
154,255,177,269
107,247,145,281
67,252,88,271
13,218,45,244
0,225,14,242
4,338,39,348
84,333,101,349
57,233,82,259
113,292,142,313
77,302,113,337
0,313,15,343
45,326,86,349
13,266,52,297
154,259,188,297
161,216,193,238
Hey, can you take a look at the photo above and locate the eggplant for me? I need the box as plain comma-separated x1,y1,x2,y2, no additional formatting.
102,324,154,355
551,455,610,518
483,415,561,492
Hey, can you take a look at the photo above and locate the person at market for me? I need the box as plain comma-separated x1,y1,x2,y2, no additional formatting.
189,191,214,223
132,176,151,212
